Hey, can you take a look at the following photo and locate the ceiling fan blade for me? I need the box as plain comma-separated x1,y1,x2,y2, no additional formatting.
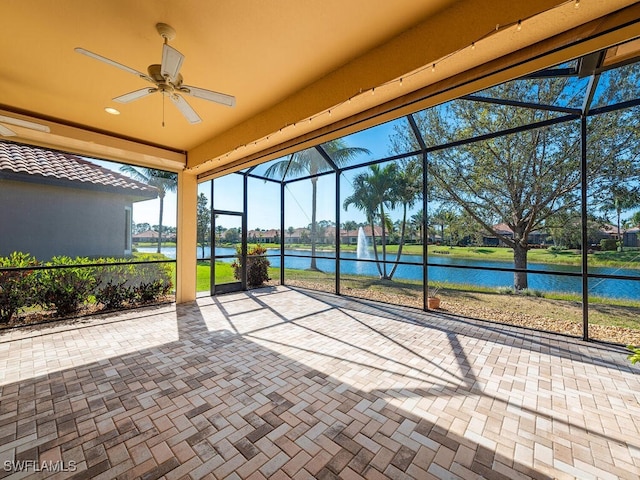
179,85,236,107
170,94,202,124
113,87,158,103
161,44,184,81
0,115,50,133
0,124,17,136
75,47,154,82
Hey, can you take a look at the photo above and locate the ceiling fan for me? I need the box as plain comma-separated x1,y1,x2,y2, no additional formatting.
75,23,235,125
0,114,51,137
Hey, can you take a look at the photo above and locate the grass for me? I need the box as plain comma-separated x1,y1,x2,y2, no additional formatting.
276,243,640,269
134,242,177,248
186,255,640,338
196,260,640,306
196,261,238,291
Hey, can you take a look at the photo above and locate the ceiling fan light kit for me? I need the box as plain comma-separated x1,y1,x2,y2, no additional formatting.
75,23,235,125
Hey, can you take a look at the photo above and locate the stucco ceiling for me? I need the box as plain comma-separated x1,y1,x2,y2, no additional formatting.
1,0,639,175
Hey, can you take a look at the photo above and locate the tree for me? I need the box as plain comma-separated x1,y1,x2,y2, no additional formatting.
135,222,151,234
196,193,211,258
215,225,226,245
344,163,398,279
388,158,422,278
287,226,295,243
391,71,640,290
410,210,424,244
430,208,458,246
600,185,640,251
224,228,240,244
119,167,177,254
343,172,383,275
264,140,370,270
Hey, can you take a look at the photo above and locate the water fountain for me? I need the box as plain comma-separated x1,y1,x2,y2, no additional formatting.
356,227,371,259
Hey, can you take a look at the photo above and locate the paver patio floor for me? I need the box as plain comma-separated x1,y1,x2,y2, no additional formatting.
1,286,639,479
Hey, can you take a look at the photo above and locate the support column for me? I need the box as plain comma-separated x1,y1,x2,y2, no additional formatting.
176,169,198,303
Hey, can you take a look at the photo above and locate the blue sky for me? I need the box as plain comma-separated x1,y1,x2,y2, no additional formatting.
89,116,415,230
91,158,178,228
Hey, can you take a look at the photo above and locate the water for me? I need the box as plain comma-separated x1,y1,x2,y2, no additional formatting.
137,246,640,300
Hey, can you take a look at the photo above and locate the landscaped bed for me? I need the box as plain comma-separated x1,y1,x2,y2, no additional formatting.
1,252,174,330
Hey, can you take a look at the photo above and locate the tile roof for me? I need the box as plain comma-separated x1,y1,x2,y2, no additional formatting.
0,141,157,196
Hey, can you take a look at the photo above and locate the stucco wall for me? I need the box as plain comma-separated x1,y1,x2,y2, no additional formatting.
0,179,134,260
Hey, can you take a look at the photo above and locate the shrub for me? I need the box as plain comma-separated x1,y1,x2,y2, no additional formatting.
496,286,515,295
232,244,271,287
94,256,172,308
0,252,38,323
628,345,640,365
95,279,134,309
36,256,96,316
134,280,171,303
520,288,544,297
600,238,618,251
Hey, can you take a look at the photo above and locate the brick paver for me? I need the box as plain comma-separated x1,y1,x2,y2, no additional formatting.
1,285,639,479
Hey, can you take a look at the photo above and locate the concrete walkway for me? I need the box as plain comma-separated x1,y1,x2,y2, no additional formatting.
1,286,639,479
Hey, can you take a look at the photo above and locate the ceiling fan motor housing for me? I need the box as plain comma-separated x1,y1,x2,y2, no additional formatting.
147,64,183,86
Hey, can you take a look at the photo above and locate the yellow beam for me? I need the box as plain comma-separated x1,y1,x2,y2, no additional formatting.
187,0,595,170
175,169,197,303
193,1,640,179
0,109,186,172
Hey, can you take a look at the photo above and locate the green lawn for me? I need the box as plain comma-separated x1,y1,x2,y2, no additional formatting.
189,261,640,344
273,244,640,269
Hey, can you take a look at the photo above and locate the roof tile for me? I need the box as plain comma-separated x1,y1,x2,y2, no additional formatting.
0,141,157,195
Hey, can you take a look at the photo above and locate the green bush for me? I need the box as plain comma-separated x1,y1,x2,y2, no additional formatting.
628,345,640,364
94,256,173,308
0,252,38,323
0,252,173,322
95,279,135,309
36,256,96,316
600,238,618,251
496,286,515,295
134,280,172,303
232,244,271,287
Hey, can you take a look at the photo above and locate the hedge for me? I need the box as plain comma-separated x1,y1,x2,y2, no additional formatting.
0,252,173,324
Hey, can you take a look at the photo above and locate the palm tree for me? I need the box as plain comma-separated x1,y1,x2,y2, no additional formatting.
410,210,424,244
264,140,370,270
430,207,457,246
119,166,177,253
344,163,398,279
343,174,384,276
388,159,421,279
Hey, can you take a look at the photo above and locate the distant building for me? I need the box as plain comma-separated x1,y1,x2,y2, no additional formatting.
0,141,157,260
339,226,383,245
483,223,549,247
247,229,279,244
600,223,640,248
133,230,159,242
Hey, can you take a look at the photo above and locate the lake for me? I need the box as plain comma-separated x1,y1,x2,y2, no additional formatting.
137,246,640,300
